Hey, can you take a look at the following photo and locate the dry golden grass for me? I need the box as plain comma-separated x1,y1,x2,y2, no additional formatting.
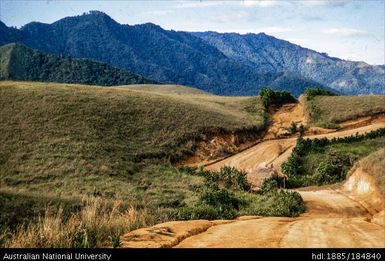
5,197,150,248
305,95,385,127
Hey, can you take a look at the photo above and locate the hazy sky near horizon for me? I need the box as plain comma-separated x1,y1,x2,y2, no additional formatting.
1,0,384,65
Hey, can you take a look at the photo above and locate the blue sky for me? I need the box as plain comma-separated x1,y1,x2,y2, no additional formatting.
1,0,384,64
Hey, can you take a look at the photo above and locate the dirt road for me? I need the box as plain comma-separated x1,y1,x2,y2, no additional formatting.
206,121,385,174
121,103,385,248
176,189,384,248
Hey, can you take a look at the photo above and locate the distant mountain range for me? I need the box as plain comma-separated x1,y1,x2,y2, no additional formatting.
0,11,383,96
193,32,385,95
0,43,154,86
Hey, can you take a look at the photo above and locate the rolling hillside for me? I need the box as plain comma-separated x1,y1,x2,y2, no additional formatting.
0,43,155,86
0,80,269,247
0,81,265,196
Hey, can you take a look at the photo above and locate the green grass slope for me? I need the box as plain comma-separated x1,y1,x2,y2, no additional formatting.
0,43,155,86
0,81,265,196
305,95,385,127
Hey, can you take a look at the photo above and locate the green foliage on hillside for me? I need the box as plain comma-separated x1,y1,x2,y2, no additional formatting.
304,87,338,100
282,129,385,187
175,166,305,220
0,43,155,86
259,87,297,108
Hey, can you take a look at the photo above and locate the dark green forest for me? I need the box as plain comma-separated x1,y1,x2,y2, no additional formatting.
0,43,155,86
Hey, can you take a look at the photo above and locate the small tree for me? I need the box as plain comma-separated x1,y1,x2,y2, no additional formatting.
289,122,297,134
299,124,305,136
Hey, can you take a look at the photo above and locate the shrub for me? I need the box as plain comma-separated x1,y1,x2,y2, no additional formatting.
289,122,298,134
299,124,305,136
204,166,250,192
176,165,306,220
304,88,338,100
274,190,305,217
174,186,242,220
259,88,297,108
313,151,357,185
240,189,305,217
260,178,279,194
313,162,340,185
200,188,244,210
174,204,237,220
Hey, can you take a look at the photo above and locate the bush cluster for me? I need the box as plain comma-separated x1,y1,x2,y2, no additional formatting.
176,166,305,219
259,88,297,108
304,88,338,100
282,128,385,187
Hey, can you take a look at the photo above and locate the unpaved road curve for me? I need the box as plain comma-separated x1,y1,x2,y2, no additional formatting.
176,189,384,248
206,121,385,174
175,113,385,248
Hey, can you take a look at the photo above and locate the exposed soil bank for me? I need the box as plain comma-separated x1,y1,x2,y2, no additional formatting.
177,127,265,167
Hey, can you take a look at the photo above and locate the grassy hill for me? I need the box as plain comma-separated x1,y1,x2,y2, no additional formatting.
0,81,265,192
0,43,155,86
304,95,385,128
0,81,269,246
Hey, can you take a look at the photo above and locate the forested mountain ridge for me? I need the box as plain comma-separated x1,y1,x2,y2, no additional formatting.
0,11,383,95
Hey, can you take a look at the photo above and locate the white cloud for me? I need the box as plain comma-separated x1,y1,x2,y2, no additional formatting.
256,26,294,34
243,0,281,7
174,1,227,9
210,11,253,23
323,28,369,37
300,0,351,7
142,10,172,16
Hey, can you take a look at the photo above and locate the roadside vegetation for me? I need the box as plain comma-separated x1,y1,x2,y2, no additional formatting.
282,128,385,188
175,166,305,220
304,88,385,128
1,166,305,248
